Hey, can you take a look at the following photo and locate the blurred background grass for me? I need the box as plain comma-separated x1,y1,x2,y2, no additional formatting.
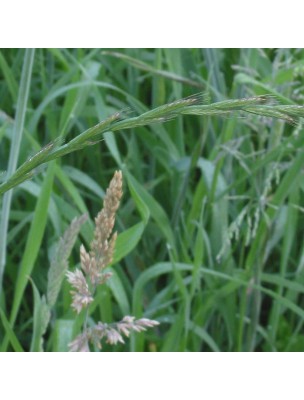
0,48,304,351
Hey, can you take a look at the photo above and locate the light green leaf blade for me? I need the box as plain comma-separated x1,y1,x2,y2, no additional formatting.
52,319,75,352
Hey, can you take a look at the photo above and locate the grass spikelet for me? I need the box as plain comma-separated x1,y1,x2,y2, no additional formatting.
212,95,271,110
90,170,123,274
47,213,88,307
244,106,297,125
66,269,94,313
69,316,159,351
66,111,124,149
217,205,250,262
92,171,122,245
271,104,304,118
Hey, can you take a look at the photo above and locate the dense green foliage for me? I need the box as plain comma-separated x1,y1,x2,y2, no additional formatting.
0,48,304,351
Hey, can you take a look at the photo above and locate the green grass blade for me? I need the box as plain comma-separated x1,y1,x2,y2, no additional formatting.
0,50,18,102
54,165,88,214
0,48,35,292
107,272,130,316
2,161,56,351
102,50,204,89
52,319,74,352
189,321,221,352
0,306,24,352
132,262,193,351
235,72,295,104
113,222,145,264
126,172,175,247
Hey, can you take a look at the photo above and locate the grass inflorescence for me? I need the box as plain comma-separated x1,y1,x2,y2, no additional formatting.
0,94,303,197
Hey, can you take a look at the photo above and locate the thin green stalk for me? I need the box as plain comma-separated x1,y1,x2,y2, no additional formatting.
102,51,205,89
1,161,56,351
238,148,304,351
171,125,205,228
270,189,299,343
0,49,35,294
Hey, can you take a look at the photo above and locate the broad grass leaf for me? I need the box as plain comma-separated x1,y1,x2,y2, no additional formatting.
52,319,75,352
113,222,145,264
126,173,175,246
107,272,130,316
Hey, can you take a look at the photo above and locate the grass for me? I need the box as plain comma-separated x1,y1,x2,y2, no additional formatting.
0,48,35,290
0,48,304,352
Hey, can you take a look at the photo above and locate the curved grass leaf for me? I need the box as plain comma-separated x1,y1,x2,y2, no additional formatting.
0,307,24,352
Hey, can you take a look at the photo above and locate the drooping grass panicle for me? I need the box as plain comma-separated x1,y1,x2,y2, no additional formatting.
69,316,160,351
1,93,303,197
112,93,209,129
93,316,160,346
66,111,124,149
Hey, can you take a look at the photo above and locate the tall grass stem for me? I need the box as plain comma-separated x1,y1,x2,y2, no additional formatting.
0,49,35,294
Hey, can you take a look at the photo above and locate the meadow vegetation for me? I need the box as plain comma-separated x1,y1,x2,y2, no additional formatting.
0,48,304,351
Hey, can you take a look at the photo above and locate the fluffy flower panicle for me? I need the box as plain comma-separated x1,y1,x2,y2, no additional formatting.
68,331,90,352
66,171,160,351
80,244,113,286
66,269,93,313
90,171,123,268
117,316,160,336
89,316,160,349
67,171,122,317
